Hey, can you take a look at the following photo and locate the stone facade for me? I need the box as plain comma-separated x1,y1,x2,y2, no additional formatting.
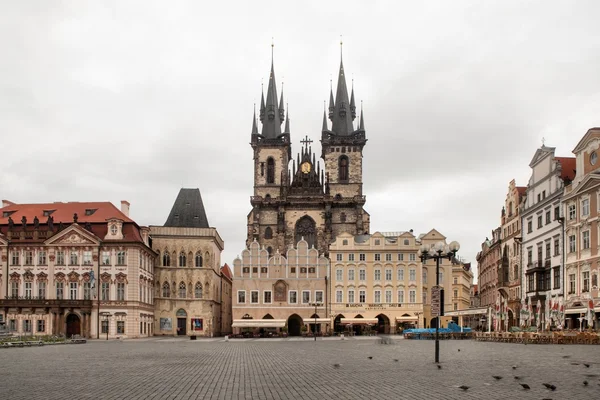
498,179,526,327
476,227,502,309
0,200,155,339
232,239,329,336
563,128,599,328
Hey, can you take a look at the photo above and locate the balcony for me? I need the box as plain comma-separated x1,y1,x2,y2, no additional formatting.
0,296,93,310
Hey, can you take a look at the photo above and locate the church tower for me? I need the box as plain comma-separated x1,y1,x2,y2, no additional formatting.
247,46,369,257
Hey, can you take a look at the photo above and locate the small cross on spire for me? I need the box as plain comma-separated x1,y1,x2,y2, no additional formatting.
542,137,546,146
300,135,313,146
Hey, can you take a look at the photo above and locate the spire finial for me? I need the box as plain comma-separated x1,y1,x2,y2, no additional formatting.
271,37,274,62
542,137,546,146
340,35,343,58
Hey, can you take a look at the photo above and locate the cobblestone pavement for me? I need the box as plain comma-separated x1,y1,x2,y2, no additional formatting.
1,336,600,400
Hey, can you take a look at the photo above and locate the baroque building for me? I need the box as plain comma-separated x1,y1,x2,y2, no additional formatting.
0,200,155,338
246,52,369,257
476,227,502,309
498,179,527,328
563,128,599,328
150,189,227,337
521,145,575,324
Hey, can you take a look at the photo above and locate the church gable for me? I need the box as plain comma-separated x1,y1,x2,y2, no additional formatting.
528,146,555,167
44,224,100,246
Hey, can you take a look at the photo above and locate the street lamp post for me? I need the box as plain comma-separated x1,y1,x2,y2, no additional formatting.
101,312,112,340
309,302,322,341
418,240,460,364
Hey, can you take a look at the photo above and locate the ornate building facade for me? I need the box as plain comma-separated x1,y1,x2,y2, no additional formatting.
498,179,526,327
521,146,575,322
563,128,599,328
150,189,227,337
246,53,369,257
0,200,155,338
476,227,502,309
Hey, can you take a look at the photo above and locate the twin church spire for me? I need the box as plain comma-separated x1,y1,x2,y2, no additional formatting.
252,43,365,140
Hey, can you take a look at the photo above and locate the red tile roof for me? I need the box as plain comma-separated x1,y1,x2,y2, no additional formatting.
221,263,233,280
556,157,576,181
0,201,133,225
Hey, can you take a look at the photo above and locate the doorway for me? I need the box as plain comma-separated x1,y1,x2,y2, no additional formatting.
66,314,81,337
176,309,187,335
287,314,302,336
376,314,390,334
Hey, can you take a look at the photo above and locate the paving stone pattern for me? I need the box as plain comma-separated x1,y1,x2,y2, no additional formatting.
1,337,600,399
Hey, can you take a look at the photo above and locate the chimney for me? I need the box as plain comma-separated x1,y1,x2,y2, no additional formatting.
121,200,130,217
2,200,15,208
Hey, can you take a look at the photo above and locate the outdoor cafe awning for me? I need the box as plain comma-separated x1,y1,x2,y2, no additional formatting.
395,316,419,321
444,307,489,317
340,318,378,325
305,318,331,324
232,319,286,328
565,308,587,315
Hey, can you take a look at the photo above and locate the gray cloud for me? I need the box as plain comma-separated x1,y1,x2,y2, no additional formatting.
1,0,598,278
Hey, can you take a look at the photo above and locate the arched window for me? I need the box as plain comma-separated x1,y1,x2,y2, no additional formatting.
265,227,273,239
179,252,186,267
295,216,316,249
338,156,349,181
194,282,203,299
508,202,513,216
162,251,170,267
179,282,187,298
195,252,203,267
162,282,170,298
267,246,273,256
205,251,210,266
266,157,275,184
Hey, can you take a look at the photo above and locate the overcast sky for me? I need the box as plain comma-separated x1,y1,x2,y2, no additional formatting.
1,1,598,281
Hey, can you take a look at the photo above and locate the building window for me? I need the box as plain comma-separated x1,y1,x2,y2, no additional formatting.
553,238,560,256
438,272,444,284
24,282,32,298
582,198,590,216
24,250,33,265
348,253,355,262
100,251,110,265
568,204,576,220
374,269,381,281
336,269,343,281
69,282,78,300
527,248,533,265
11,251,19,266
453,289,458,299
359,253,365,261
116,282,125,301
422,290,427,304
289,291,297,304
453,303,458,311
237,291,246,304
409,290,416,303
38,282,46,299
397,253,404,261
338,155,349,181
554,206,560,220
101,320,109,334
527,274,534,292
336,254,343,261
80,251,91,265
70,251,78,265
385,290,392,303
359,290,366,303
117,321,125,334
264,291,272,304
568,235,575,253
24,320,32,333
422,269,428,283
398,267,404,281
348,269,355,281
374,239,381,245
249,290,258,304
38,251,47,265
409,269,416,281
162,251,170,266
83,282,91,300
374,290,381,303
568,274,576,294
194,282,203,298
375,253,381,261
9,319,16,332
545,241,551,259
195,253,203,267
315,291,323,303
162,282,170,298
336,290,343,303
545,211,551,224
56,282,64,299
409,254,416,261
385,269,392,281
398,290,404,303
583,271,590,292
348,290,355,303
266,157,275,184
359,269,366,281
582,231,590,249
302,290,310,304
342,239,348,245
527,220,532,233
37,319,45,333
537,215,543,228
117,251,126,265
553,268,560,289
101,282,109,301
385,253,392,262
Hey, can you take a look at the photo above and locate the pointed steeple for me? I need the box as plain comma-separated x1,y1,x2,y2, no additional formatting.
251,105,259,135
350,80,356,120
322,108,328,132
331,56,354,135
259,84,265,122
359,104,365,131
328,82,335,120
284,107,290,134
260,51,283,138
279,83,285,122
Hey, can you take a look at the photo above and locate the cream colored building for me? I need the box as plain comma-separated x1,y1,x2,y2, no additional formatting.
232,239,330,336
150,189,226,337
0,200,155,339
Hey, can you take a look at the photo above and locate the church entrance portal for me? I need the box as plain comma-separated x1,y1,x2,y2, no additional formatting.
66,314,81,337
287,314,303,336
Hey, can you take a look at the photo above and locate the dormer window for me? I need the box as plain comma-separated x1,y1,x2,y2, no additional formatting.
3,211,15,218
110,225,118,235
84,209,97,216
43,210,55,216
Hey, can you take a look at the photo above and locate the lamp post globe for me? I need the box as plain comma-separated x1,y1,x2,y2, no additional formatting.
434,241,445,253
449,241,460,252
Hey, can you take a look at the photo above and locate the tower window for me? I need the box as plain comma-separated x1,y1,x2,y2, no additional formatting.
260,162,265,176
339,156,349,182
265,227,273,239
266,157,275,184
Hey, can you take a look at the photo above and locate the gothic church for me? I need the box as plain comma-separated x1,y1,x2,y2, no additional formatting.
246,51,370,256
